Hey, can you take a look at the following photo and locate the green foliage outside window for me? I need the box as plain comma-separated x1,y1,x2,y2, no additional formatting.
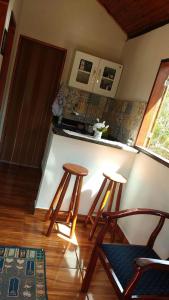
147,88,169,160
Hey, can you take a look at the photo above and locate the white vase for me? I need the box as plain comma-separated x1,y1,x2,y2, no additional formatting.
94,130,102,140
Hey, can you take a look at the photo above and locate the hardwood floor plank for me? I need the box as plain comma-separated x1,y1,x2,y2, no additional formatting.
0,162,41,212
86,269,117,299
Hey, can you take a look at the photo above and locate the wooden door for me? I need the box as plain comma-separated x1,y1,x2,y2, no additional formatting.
0,35,66,167
0,12,16,108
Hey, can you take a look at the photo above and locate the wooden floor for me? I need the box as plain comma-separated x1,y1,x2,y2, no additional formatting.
0,163,125,299
0,162,41,212
0,207,121,299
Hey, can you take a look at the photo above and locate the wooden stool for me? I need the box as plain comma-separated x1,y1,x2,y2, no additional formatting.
46,163,88,238
85,172,127,240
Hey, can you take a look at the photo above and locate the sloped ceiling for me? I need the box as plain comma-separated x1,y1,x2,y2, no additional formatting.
98,0,169,38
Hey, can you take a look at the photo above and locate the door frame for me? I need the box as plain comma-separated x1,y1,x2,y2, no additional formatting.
0,11,16,108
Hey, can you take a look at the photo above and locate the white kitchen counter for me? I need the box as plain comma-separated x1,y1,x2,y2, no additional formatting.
35,131,137,214
62,129,137,153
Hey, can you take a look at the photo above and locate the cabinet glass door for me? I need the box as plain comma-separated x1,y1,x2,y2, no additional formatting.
94,60,123,98
69,51,99,92
76,59,93,84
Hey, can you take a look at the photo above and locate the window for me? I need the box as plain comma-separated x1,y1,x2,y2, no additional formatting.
147,86,169,159
136,59,169,163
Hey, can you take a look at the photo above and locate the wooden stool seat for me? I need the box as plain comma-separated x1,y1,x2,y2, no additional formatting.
85,171,127,240
63,163,88,176
46,163,88,238
103,172,127,183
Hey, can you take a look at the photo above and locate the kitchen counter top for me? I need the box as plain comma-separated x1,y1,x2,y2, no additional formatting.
53,127,138,154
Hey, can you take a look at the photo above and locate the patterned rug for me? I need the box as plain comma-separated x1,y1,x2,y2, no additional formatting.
0,246,48,299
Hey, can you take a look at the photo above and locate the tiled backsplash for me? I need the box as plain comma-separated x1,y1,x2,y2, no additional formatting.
63,86,107,123
62,85,146,143
103,99,146,144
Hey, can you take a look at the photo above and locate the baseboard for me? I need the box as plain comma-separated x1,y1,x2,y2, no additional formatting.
35,208,129,243
35,208,86,222
35,208,47,214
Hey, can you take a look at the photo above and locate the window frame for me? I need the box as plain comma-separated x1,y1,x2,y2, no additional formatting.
135,58,169,168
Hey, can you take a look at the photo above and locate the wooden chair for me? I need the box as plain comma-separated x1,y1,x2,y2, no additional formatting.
81,208,169,299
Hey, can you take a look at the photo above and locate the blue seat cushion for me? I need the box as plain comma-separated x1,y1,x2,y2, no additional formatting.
101,244,169,296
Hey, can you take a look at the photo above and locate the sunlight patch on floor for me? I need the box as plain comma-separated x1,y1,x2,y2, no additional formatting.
55,223,78,246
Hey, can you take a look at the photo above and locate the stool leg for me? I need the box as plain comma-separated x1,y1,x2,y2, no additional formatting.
85,178,107,226
115,183,123,212
66,175,79,224
111,183,123,241
107,182,116,212
70,176,83,238
45,171,68,221
89,180,113,240
46,173,71,236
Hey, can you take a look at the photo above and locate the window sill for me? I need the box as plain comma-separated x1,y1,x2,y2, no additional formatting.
135,146,169,168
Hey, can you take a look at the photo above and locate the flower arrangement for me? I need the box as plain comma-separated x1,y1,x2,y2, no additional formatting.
93,119,109,133
93,119,109,139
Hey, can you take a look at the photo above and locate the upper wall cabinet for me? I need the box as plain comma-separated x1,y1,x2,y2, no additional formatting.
69,51,123,98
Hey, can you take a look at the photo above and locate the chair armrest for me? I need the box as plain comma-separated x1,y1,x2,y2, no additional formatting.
102,208,169,222
135,257,169,271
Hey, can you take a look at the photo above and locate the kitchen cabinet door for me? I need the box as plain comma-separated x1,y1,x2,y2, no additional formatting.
93,59,123,98
69,51,99,92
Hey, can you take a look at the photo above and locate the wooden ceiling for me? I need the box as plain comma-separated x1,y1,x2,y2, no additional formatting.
98,0,169,39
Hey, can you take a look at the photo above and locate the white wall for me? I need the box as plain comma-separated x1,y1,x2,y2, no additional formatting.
17,0,126,82
117,24,169,101
115,24,169,258
120,153,169,258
